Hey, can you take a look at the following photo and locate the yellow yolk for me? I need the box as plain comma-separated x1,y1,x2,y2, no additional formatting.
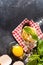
12,45,23,57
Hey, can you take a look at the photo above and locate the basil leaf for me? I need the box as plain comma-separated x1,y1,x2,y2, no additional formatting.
26,54,40,65
24,26,38,40
40,58,43,62
37,63,43,65
26,60,37,65
29,54,40,61
37,58,43,65
32,34,38,41
37,40,43,56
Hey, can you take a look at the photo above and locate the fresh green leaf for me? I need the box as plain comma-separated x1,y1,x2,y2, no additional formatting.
37,58,43,65
32,34,38,41
37,39,43,56
26,60,37,65
37,63,43,65
23,26,32,34
24,26,38,40
28,54,40,61
40,58,43,62
26,54,40,65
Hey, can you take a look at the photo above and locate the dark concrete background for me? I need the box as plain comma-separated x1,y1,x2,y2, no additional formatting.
0,0,43,55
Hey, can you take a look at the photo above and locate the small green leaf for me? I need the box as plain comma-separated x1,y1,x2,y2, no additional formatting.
37,39,43,56
26,60,37,65
40,58,43,62
28,54,40,61
26,54,40,65
37,63,43,65
32,34,38,40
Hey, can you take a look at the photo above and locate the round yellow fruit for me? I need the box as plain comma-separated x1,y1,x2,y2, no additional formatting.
12,45,23,57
